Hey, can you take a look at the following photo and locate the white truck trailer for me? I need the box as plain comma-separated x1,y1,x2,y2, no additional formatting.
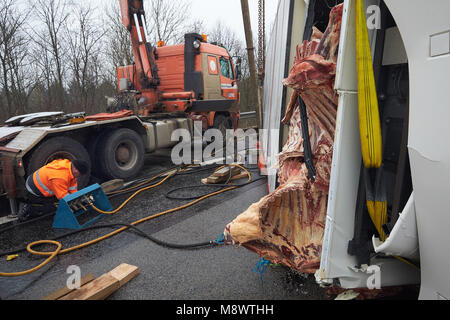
261,0,450,300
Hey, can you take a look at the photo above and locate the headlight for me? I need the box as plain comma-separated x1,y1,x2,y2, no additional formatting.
193,40,201,49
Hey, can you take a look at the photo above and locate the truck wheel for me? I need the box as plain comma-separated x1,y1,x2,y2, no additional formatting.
213,114,233,137
86,128,115,180
214,114,234,151
97,128,144,180
26,136,91,189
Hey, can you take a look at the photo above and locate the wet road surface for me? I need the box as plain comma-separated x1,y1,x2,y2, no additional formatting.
0,152,328,300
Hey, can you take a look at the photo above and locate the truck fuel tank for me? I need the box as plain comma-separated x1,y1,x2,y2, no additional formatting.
142,117,193,153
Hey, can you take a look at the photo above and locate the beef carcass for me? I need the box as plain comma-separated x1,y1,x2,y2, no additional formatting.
224,4,343,274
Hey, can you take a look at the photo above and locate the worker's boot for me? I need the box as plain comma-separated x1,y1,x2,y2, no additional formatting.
17,203,34,222
17,202,55,222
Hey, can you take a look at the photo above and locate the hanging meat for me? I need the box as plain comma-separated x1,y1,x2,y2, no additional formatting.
224,4,343,274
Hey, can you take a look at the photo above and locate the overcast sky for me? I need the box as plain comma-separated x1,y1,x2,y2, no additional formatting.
92,0,279,43
188,0,279,41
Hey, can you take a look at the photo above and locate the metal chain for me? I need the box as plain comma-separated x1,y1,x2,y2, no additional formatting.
257,0,265,79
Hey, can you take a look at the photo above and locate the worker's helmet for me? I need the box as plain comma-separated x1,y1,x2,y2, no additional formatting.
72,160,89,176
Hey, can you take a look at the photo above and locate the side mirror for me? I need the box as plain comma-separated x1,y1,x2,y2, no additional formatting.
234,57,242,81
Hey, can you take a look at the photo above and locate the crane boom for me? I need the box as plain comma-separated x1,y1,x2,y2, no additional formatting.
119,0,159,90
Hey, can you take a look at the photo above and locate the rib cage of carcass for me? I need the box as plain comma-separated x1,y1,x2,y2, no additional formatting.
224,4,343,274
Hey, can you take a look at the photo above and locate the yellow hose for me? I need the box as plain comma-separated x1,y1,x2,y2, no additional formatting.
95,170,178,215
0,241,62,278
0,164,251,277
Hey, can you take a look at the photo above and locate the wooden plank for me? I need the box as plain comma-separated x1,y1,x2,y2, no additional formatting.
202,169,248,185
41,273,96,300
109,263,140,288
230,172,249,181
59,274,120,301
101,179,125,194
212,166,241,178
59,264,139,301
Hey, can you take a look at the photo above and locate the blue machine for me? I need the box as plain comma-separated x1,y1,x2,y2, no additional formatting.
53,184,112,230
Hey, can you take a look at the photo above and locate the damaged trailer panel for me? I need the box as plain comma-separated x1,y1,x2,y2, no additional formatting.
224,2,343,274
225,0,432,294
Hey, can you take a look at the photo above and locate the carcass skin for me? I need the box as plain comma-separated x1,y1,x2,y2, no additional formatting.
224,4,343,274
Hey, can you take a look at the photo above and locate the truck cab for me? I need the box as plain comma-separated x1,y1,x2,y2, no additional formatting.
116,33,241,131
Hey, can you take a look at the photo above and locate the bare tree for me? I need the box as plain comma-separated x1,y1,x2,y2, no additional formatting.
0,0,35,119
103,1,133,86
208,21,250,77
30,0,70,109
183,19,206,36
145,0,190,45
66,3,106,114
209,22,247,57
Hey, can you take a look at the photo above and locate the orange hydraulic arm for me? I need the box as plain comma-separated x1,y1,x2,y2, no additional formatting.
119,0,160,90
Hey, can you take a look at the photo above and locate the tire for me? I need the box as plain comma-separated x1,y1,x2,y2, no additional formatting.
213,114,234,151
26,136,92,189
86,128,115,181
97,128,145,180
213,114,233,137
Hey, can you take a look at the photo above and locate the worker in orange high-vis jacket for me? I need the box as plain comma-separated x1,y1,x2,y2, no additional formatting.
18,159,90,221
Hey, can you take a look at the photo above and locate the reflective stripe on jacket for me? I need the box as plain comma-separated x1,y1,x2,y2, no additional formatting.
32,159,78,200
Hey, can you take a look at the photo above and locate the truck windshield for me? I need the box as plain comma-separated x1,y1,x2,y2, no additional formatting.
220,57,234,80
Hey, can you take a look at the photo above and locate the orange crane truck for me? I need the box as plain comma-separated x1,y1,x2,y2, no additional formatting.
111,0,241,132
0,0,241,222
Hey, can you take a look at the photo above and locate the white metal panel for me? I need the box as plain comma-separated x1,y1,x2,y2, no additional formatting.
318,0,420,289
318,91,362,285
430,31,450,57
373,194,420,262
0,127,24,142
6,128,47,153
334,0,379,93
382,27,408,66
384,0,450,300
261,0,291,191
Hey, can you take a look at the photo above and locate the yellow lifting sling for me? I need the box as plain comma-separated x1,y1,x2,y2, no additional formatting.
355,0,383,169
355,0,387,241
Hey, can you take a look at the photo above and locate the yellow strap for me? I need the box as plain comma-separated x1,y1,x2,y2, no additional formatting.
366,200,388,241
355,0,383,169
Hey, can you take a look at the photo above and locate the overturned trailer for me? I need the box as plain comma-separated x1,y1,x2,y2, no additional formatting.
226,0,450,300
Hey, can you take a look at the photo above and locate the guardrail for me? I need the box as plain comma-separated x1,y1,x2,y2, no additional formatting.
240,111,257,119
239,111,258,129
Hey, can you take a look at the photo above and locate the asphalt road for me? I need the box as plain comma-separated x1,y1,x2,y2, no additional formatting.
0,152,328,301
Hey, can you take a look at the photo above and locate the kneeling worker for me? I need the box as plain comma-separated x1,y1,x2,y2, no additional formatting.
19,159,90,221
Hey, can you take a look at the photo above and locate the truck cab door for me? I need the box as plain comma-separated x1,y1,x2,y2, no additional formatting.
219,56,238,100
202,55,222,100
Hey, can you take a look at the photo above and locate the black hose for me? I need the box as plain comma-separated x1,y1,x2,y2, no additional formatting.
298,97,316,182
0,223,223,258
165,177,267,201
0,164,264,256
107,164,221,198
0,213,55,236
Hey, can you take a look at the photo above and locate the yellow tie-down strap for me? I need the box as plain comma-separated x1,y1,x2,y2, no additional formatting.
355,0,383,169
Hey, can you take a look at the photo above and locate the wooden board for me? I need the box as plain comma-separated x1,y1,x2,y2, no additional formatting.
202,168,248,185
213,166,241,178
59,264,139,301
59,274,121,301
101,179,125,194
41,273,96,300
109,263,140,288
